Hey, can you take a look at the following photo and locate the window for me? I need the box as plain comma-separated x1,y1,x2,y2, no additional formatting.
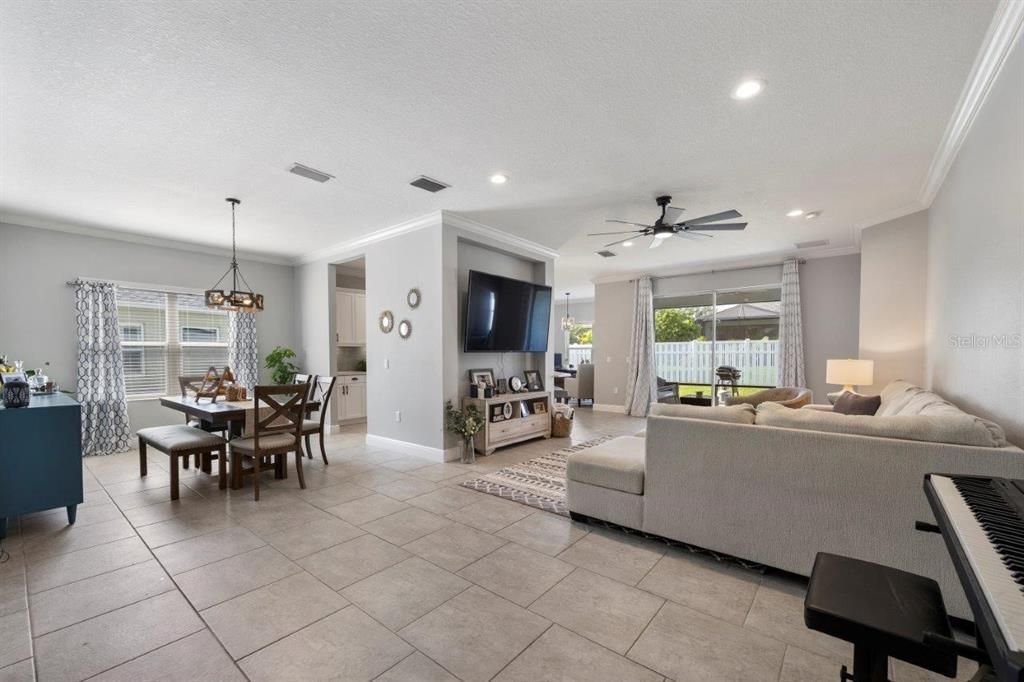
116,288,230,398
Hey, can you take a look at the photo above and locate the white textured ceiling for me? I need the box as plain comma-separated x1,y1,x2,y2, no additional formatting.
0,0,996,295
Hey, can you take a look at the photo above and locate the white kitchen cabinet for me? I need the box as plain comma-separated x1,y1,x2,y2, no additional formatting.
335,289,366,345
334,373,367,423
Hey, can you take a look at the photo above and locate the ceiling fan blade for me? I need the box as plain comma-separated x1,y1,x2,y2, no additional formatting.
688,222,747,231
603,236,638,248
648,236,664,249
606,219,654,228
662,207,684,225
673,232,705,241
679,209,742,226
588,230,644,236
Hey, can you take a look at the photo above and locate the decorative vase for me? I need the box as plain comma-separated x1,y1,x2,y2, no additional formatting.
461,437,476,465
3,379,31,408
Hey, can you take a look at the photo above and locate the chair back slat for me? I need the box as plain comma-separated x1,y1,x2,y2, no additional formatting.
311,375,338,429
292,374,316,401
178,375,206,398
253,384,308,452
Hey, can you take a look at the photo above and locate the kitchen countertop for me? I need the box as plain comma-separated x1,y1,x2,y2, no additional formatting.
335,371,367,376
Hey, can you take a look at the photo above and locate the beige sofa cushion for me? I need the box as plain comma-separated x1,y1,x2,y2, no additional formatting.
756,402,1006,448
566,436,645,495
649,402,756,424
875,381,1007,445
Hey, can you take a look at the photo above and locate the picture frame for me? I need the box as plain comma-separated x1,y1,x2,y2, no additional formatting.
468,368,495,388
532,399,548,415
489,403,506,422
524,369,543,391
496,378,508,394
0,371,28,385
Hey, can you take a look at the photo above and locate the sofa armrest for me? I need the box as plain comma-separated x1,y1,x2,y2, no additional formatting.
801,404,834,412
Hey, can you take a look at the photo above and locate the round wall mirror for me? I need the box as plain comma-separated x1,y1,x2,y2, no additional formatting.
379,310,394,333
406,288,421,309
398,319,412,339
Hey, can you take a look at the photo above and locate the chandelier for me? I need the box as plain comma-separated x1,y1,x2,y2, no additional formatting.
560,292,575,331
204,198,264,312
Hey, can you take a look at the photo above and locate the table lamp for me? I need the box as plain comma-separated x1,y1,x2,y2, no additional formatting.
825,359,874,404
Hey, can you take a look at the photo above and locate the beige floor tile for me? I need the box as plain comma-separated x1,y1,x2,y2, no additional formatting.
21,518,137,560
744,575,852,663
19,504,123,535
497,512,589,557
110,485,201,511
379,457,434,473
405,487,483,515
407,463,472,483
26,537,152,594
891,656,979,681
342,557,470,630
33,591,204,681
344,469,411,488
495,625,663,682
399,586,550,682
444,498,535,533
299,482,375,509
121,498,225,528
779,645,844,682
29,559,174,636
201,572,348,659
0,571,26,619
90,630,245,682
176,545,302,610
261,516,364,560
376,652,459,682
368,477,439,501
404,523,507,572
233,499,335,537
457,543,573,607
557,531,663,585
637,549,762,625
298,534,410,590
100,474,172,496
530,568,663,655
136,511,236,549
0,611,30,670
0,658,34,682
265,465,347,491
325,494,409,525
627,601,786,681
361,508,452,546
152,526,265,575
239,605,412,682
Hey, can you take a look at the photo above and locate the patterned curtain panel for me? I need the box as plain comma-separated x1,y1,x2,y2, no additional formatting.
229,311,259,389
73,280,132,456
624,276,657,417
777,259,806,388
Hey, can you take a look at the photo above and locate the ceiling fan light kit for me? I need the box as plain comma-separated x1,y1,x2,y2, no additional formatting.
590,194,747,252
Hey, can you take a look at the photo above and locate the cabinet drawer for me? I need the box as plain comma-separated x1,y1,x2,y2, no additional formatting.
490,414,549,442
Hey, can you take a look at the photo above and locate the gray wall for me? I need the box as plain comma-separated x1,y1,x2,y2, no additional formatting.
925,35,1023,447
859,211,929,392
591,255,861,407
0,221,297,432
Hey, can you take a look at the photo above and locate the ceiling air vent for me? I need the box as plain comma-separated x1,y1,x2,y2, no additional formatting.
409,176,451,193
289,163,334,183
795,239,830,249
596,250,617,258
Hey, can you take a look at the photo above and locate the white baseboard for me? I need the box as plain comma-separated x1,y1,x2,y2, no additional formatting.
364,434,460,462
593,403,626,414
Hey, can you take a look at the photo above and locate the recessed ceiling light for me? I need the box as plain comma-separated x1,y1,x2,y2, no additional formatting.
786,209,804,217
731,78,766,100
804,211,821,220
622,241,634,247
489,173,508,184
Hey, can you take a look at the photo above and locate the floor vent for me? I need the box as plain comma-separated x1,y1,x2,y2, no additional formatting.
288,163,334,183
596,250,617,258
795,239,830,249
409,176,451,193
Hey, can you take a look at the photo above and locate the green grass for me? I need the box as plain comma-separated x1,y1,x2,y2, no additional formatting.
674,384,767,398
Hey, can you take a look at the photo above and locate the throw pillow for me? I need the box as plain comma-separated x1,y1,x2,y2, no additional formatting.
834,392,881,416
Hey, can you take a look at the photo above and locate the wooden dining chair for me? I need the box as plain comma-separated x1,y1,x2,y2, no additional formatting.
177,374,227,472
292,373,316,400
227,384,308,500
300,375,337,465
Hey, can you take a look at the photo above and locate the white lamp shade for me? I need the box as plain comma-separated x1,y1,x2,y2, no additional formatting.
826,359,874,387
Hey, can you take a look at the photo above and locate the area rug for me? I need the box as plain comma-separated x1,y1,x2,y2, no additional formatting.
459,436,617,516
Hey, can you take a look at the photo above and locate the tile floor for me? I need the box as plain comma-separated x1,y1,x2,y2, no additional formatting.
0,410,974,681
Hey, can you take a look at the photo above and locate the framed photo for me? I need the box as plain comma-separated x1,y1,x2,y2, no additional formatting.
0,371,27,385
532,399,548,414
524,369,543,392
468,368,495,388
489,404,506,422
496,378,508,394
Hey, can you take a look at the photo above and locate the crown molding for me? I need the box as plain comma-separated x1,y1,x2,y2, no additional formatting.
590,244,861,286
919,0,1024,206
852,201,926,230
441,211,560,260
0,212,294,265
296,211,444,264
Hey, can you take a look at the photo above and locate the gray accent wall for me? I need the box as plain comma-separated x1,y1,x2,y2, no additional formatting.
925,35,1023,447
801,254,862,401
0,221,297,432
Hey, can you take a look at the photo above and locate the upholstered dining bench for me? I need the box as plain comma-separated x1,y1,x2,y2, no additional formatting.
137,425,228,500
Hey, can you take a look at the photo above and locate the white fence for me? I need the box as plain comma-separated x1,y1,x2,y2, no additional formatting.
567,340,778,386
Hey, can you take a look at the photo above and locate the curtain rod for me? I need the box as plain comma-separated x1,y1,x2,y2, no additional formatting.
627,257,806,282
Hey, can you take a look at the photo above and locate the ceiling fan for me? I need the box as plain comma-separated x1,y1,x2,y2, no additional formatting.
591,195,747,249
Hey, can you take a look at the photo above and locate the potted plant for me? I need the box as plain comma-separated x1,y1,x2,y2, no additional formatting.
444,400,484,464
265,346,300,385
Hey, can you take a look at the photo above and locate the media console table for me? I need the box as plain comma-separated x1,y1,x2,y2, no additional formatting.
0,393,83,540
462,390,552,455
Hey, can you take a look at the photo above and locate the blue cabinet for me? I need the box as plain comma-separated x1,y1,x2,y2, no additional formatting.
0,393,83,539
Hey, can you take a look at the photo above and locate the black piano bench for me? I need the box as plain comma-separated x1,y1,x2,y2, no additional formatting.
804,552,958,681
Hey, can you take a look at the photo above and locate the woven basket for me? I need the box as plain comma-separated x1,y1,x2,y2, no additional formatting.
551,412,573,438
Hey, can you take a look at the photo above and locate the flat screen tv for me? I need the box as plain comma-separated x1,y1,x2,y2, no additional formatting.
464,270,552,352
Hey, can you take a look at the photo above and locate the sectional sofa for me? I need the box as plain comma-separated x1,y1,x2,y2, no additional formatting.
565,381,1024,618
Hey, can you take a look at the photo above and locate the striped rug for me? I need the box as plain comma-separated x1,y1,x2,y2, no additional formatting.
459,436,617,516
